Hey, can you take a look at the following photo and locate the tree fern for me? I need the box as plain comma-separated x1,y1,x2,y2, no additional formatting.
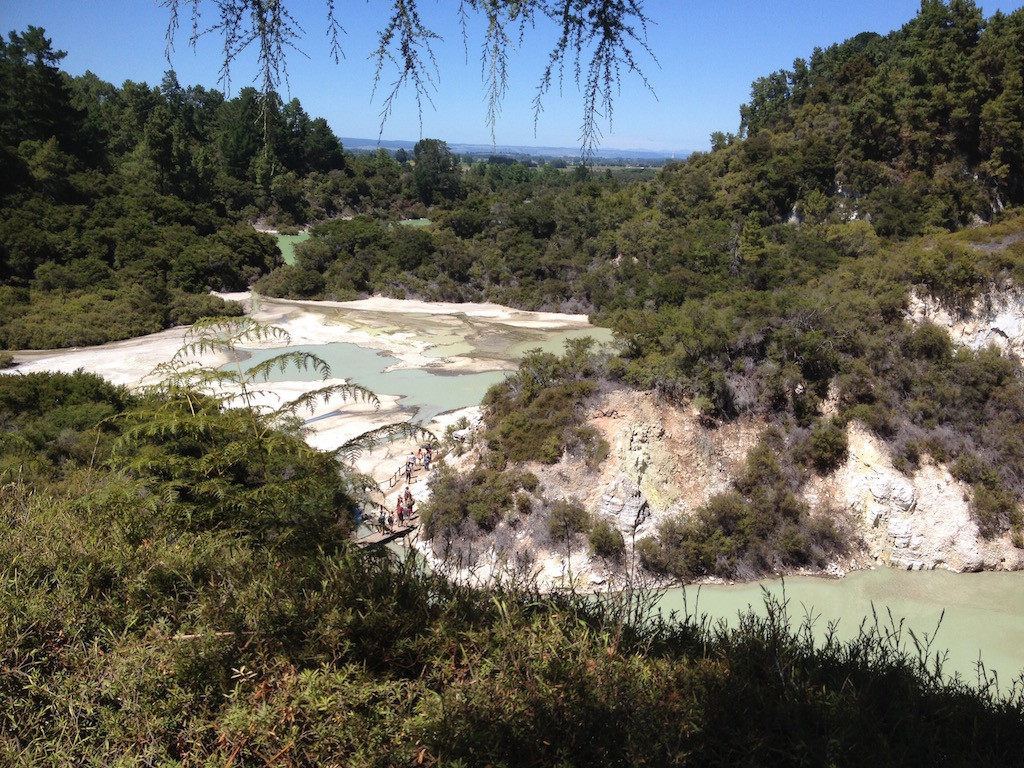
110,317,432,546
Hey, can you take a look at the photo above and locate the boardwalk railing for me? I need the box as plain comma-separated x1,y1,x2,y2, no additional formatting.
386,449,446,489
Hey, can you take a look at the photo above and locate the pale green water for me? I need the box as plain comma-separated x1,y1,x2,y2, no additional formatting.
506,326,615,357
235,320,611,423
275,232,310,266
658,569,1024,685
239,342,506,423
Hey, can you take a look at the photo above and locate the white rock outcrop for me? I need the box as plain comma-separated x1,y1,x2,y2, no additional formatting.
804,423,1022,573
908,285,1024,359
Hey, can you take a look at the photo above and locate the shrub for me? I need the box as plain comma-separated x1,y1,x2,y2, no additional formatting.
588,519,626,561
808,417,849,472
519,472,540,492
906,321,953,362
847,402,897,437
635,535,669,573
514,491,533,515
482,345,602,465
582,430,611,471
972,483,1021,538
421,465,537,536
547,498,591,542
778,525,812,566
909,242,982,311
168,291,244,326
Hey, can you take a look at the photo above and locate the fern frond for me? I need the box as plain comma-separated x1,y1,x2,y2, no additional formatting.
336,422,434,465
244,351,333,383
274,382,381,419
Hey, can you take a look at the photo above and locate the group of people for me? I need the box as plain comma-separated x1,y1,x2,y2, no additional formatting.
402,444,434,483
371,444,436,534
377,484,418,534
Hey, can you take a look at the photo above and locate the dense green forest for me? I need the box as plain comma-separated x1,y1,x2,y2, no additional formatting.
5,1,1024,762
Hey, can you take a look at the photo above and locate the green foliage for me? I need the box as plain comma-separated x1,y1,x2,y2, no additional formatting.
2,372,1024,765
420,463,538,536
547,497,592,542
7,472,1023,766
971,483,1022,538
514,489,534,515
0,38,359,348
413,138,461,205
0,370,134,483
589,518,626,560
909,242,984,311
5,3,1024,347
907,320,954,361
807,416,850,472
639,436,844,581
483,340,605,465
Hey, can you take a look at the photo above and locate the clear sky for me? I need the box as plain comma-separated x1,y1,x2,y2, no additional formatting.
2,1,1022,153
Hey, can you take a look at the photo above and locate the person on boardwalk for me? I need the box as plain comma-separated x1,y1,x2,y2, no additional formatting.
397,499,405,526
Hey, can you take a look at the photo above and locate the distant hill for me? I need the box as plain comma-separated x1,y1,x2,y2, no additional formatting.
338,136,689,163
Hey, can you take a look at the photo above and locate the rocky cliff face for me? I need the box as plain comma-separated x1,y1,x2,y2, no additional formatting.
418,288,1024,590
805,423,1023,573
419,385,1024,590
908,285,1024,359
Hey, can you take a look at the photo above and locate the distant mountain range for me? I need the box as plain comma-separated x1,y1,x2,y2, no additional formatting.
339,137,689,162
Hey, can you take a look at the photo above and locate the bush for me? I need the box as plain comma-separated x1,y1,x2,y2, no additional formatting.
420,465,537,536
972,483,1021,538
547,498,591,542
808,417,849,472
482,345,603,466
635,535,668,573
589,519,625,561
167,291,244,326
906,321,953,362
514,491,533,515
582,430,611,471
519,471,540,492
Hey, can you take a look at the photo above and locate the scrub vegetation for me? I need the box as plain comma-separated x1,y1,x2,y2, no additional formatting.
4,431,1024,763
4,1,1024,762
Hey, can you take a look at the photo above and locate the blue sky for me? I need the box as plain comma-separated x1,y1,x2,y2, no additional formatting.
2,1,1022,152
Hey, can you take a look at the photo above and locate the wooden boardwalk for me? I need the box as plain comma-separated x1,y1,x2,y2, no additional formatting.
353,515,420,548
